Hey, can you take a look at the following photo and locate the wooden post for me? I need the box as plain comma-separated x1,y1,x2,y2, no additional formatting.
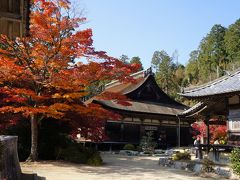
176,115,181,147
139,118,145,143
109,144,112,152
120,121,124,141
206,115,210,153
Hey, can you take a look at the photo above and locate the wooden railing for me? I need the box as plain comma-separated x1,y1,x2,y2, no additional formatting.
194,144,239,161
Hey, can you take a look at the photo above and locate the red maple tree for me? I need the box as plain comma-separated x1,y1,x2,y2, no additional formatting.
191,120,227,144
0,0,139,161
191,120,207,139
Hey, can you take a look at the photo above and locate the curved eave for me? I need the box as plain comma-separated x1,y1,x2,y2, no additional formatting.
179,90,240,100
93,99,186,117
178,102,207,117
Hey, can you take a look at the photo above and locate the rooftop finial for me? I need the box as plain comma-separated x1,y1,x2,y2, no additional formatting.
144,67,153,77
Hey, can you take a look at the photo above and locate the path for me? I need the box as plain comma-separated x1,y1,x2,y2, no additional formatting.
21,153,225,180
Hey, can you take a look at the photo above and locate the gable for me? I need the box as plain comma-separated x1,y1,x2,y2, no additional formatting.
126,75,184,107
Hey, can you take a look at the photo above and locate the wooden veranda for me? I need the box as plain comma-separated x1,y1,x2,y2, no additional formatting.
179,70,240,159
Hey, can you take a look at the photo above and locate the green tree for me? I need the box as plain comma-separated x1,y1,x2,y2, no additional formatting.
155,50,175,94
140,131,157,154
151,50,185,100
172,64,186,101
175,64,185,87
185,50,199,85
172,50,179,66
208,24,227,76
198,24,227,82
119,54,129,64
151,51,162,72
130,56,143,70
224,19,240,70
230,148,240,176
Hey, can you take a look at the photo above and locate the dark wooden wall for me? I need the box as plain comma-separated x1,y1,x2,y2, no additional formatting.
0,0,30,38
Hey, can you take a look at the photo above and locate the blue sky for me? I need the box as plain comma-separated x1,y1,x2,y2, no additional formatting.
76,0,240,69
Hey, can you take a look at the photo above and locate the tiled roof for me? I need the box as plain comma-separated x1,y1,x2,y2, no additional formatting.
87,68,187,117
84,72,148,104
104,76,147,95
94,100,186,116
180,70,240,98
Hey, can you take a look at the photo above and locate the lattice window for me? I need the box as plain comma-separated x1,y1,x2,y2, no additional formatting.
228,109,240,130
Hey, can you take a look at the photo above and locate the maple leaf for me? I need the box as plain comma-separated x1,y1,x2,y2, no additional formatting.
0,0,137,161
191,120,227,144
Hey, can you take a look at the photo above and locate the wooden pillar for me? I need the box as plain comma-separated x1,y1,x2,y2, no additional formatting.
206,115,210,153
109,144,112,152
139,119,145,143
176,116,181,147
95,143,98,151
121,120,124,141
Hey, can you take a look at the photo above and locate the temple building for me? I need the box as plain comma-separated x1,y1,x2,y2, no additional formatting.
90,69,193,149
0,0,30,38
179,70,240,146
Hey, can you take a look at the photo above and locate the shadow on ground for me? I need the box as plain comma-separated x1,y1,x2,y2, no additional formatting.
22,154,224,179
21,173,46,180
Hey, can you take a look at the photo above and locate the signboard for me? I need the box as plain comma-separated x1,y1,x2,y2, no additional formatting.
144,126,158,131
228,95,240,105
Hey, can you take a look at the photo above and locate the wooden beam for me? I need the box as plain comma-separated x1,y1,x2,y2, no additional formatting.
0,12,22,20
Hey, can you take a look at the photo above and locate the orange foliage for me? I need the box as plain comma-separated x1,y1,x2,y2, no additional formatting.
0,0,139,140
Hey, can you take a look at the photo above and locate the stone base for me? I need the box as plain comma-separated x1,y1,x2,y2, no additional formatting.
0,136,21,180
21,173,38,180
159,157,239,179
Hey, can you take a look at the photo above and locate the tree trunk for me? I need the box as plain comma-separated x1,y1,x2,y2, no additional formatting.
26,115,38,162
217,66,219,78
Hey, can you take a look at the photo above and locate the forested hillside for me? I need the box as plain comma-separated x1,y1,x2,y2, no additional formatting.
150,18,240,104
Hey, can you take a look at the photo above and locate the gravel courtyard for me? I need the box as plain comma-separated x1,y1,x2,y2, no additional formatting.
21,154,225,180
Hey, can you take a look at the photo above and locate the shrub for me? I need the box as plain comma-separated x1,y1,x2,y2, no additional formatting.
38,119,73,160
5,118,72,161
123,144,135,151
230,148,240,176
58,144,87,163
172,151,191,161
202,158,214,173
136,146,141,152
58,143,103,166
5,119,31,161
140,131,157,154
87,152,103,166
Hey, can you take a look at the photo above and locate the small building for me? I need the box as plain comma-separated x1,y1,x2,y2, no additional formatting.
179,70,240,146
91,69,193,149
0,0,30,38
